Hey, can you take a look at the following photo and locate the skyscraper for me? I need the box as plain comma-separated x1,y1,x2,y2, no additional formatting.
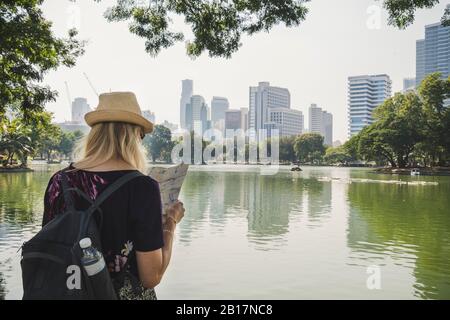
322,111,333,146
347,74,392,137
71,97,91,124
416,20,450,86
416,39,426,86
308,104,323,135
211,96,230,129
180,79,193,129
186,95,209,134
308,104,333,145
249,82,290,137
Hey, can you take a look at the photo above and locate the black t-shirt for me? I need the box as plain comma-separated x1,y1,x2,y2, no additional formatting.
42,164,164,279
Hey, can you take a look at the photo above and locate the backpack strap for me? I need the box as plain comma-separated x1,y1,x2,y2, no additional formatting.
60,169,75,212
86,171,144,215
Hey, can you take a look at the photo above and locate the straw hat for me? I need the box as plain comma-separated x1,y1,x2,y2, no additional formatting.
84,92,153,133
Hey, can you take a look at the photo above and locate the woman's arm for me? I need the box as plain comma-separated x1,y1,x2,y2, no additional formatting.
135,202,184,288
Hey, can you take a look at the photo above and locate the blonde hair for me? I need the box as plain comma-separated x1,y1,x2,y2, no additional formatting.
73,122,148,173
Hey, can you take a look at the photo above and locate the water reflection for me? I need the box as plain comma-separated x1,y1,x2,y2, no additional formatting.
347,177,450,299
177,168,332,250
0,171,48,299
1,165,449,299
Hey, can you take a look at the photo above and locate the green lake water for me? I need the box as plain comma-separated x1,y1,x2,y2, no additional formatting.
0,164,449,299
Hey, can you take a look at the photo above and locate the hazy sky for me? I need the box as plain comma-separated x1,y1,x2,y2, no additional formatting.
41,0,448,142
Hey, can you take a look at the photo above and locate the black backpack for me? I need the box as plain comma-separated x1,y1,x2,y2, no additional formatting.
20,168,143,300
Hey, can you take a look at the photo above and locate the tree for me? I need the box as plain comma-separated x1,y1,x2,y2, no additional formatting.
418,73,450,166
143,124,175,163
357,124,397,167
383,0,443,28
293,133,325,164
96,0,447,58
0,1,85,120
40,124,63,162
58,130,84,160
324,146,352,165
278,136,296,163
371,92,424,168
103,0,309,58
343,134,360,163
0,119,33,167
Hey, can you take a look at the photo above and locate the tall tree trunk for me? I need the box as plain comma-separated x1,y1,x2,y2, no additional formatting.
397,155,407,168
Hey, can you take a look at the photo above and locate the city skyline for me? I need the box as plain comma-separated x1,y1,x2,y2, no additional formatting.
40,0,448,142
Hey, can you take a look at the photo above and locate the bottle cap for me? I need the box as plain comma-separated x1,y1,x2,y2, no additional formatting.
79,237,92,249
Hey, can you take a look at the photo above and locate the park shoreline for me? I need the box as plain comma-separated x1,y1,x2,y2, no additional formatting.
373,167,450,176
0,167,34,173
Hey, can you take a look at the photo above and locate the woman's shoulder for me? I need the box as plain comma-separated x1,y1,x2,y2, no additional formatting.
131,174,160,191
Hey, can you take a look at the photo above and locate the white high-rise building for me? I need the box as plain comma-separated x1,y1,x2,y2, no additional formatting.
347,74,392,137
308,104,333,145
180,79,193,129
267,108,304,137
248,82,292,140
71,97,91,124
309,104,323,135
249,82,290,137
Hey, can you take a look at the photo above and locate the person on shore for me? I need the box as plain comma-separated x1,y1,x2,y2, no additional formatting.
42,92,184,300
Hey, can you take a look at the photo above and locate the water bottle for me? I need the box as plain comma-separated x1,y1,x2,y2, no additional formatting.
79,237,105,276
79,237,117,299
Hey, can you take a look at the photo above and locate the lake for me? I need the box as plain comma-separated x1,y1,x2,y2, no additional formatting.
0,164,449,299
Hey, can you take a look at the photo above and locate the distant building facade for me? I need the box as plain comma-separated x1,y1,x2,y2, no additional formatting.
268,108,304,137
142,110,155,123
416,21,450,86
308,104,333,145
211,96,229,127
403,78,416,92
225,110,242,131
71,97,91,124
249,82,290,136
308,104,323,135
347,74,391,137
186,95,209,134
248,81,304,139
179,79,193,129
322,111,333,146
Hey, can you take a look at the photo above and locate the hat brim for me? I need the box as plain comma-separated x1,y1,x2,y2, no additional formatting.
85,110,153,134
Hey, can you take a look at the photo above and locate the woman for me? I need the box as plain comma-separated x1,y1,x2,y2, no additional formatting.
42,92,184,300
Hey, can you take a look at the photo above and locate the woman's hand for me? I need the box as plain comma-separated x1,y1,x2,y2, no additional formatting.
164,201,185,225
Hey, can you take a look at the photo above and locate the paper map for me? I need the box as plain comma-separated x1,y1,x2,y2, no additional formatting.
148,163,189,212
